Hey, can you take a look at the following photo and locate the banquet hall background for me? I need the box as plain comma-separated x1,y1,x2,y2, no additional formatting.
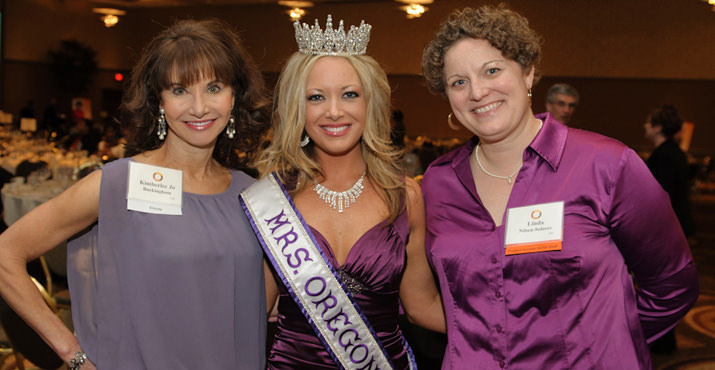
2,0,715,158
0,0,714,369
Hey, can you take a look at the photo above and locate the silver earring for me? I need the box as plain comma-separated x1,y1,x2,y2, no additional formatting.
226,116,236,139
300,134,310,147
528,89,533,98
157,107,167,140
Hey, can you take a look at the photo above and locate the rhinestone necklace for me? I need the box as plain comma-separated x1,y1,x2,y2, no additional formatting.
474,143,522,184
313,171,366,213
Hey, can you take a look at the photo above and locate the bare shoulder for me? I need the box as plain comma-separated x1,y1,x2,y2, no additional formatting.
66,168,102,196
50,169,102,217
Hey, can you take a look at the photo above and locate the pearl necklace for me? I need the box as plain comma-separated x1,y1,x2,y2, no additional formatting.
474,143,522,184
473,119,543,184
313,171,366,213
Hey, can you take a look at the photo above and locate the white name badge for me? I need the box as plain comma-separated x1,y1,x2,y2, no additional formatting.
126,161,182,215
504,201,564,255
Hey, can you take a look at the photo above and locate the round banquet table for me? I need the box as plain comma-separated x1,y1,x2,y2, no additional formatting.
2,178,74,226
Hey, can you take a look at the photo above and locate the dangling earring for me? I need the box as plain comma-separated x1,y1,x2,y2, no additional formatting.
300,133,310,147
157,107,167,140
447,113,461,131
528,88,533,106
225,116,236,139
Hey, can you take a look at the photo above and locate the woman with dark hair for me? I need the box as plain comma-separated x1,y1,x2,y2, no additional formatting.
421,5,698,369
0,18,270,369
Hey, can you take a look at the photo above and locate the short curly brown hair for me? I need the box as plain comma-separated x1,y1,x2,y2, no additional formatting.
422,4,542,97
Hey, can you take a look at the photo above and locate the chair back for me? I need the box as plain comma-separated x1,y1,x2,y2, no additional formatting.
14,161,48,182
72,161,103,181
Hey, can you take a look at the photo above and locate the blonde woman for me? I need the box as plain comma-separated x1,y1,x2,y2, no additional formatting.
242,15,444,370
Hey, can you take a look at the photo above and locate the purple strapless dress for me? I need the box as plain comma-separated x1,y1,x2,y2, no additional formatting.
267,211,412,370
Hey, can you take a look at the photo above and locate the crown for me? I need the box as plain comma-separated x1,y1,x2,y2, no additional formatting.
294,15,372,56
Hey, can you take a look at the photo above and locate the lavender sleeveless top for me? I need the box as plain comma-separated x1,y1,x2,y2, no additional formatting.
267,210,412,370
67,158,266,369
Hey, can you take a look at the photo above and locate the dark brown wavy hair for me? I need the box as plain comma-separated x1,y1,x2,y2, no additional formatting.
120,18,269,170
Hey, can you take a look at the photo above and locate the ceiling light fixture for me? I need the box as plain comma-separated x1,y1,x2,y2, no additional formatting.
289,7,306,21
699,0,715,11
93,8,126,28
395,0,433,19
277,1,314,21
404,4,425,18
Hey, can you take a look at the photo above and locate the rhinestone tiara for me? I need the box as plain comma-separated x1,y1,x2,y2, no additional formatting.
294,14,372,56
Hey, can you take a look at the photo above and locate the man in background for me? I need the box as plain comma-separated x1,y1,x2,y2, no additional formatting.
545,83,579,125
644,105,694,239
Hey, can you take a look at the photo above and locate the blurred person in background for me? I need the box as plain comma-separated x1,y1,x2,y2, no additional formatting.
545,83,579,125
644,104,696,355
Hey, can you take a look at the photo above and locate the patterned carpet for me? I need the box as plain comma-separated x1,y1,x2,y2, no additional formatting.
653,297,715,370
652,194,715,370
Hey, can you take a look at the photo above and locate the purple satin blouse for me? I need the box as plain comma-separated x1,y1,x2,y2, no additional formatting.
422,114,699,370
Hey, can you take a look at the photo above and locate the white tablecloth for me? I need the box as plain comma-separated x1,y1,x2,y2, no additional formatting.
2,178,74,225
0,130,96,176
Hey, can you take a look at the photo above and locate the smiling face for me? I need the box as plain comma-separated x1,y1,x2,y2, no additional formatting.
159,74,234,149
443,38,534,144
304,56,367,158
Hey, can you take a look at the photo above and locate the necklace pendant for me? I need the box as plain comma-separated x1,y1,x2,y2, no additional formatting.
475,143,522,185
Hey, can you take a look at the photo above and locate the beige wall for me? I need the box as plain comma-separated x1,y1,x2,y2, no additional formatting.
2,0,715,155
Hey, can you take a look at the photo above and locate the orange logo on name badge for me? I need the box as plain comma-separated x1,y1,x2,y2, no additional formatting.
153,172,163,182
530,209,542,219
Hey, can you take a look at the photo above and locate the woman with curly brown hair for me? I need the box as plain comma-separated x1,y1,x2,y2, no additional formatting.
420,4,698,369
0,18,269,369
